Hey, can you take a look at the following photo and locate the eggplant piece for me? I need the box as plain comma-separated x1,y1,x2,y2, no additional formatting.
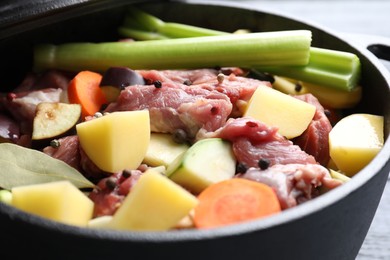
100,67,145,102
31,102,81,146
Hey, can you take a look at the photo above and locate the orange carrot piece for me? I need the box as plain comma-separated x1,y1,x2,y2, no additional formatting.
194,178,281,229
68,71,107,118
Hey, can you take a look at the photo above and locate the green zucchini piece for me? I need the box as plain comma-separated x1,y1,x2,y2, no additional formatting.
166,138,236,194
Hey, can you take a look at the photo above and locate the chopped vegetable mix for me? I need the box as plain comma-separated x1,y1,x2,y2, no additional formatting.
0,7,384,232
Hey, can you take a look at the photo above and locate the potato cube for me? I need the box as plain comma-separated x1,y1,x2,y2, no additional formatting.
244,84,316,139
88,215,113,229
12,181,94,226
143,133,189,168
110,169,198,231
76,110,150,172
329,113,384,176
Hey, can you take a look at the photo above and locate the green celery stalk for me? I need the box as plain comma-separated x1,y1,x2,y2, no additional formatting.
119,8,361,91
256,47,361,91
123,7,165,32
118,23,227,40
34,30,312,72
156,22,229,38
118,27,169,41
119,7,228,40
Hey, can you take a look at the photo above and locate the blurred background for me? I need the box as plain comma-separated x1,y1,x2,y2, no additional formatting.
217,0,390,37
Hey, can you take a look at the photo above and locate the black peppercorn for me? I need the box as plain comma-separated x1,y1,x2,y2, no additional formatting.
172,129,188,144
258,158,270,170
153,80,162,88
236,162,248,174
122,169,132,178
294,82,303,92
105,177,117,190
183,79,192,86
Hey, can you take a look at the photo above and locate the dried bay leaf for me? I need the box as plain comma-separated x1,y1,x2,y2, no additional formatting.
0,143,95,189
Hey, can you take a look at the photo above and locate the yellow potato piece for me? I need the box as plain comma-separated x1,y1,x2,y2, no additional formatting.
273,76,362,109
12,181,94,226
329,169,351,183
143,133,189,168
329,113,384,176
76,110,150,173
88,215,113,229
109,169,198,231
301,81,362,109
244,84,316,139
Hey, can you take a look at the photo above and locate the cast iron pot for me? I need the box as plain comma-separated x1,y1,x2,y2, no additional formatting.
0,1,389,259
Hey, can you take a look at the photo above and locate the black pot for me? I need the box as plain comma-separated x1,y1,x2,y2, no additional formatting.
0,1,389,259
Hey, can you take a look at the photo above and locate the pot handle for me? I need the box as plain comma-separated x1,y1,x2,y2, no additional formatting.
342,33,390,62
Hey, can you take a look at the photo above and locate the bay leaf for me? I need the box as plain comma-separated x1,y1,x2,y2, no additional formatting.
0,143,95,189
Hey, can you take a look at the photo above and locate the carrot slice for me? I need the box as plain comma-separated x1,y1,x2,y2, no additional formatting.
68,71,107,118
194,178,281,229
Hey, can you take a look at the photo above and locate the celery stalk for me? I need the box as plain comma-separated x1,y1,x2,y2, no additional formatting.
34,30,312,72
257,47,361,91
118,27,169,41
119,7,228,40
123,7,165,32
119,8,361,91
118,23,226,40
159,23,229,38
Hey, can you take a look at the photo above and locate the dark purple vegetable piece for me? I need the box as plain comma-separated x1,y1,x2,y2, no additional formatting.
31,102,81,150
100,67,145,102
100,67,145,88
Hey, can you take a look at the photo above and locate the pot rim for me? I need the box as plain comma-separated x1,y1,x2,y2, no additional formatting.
1,0,390,242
